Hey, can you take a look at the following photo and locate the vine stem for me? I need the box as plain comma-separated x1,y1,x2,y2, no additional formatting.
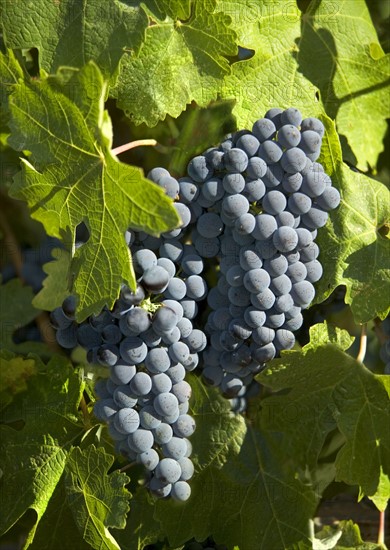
111,139,157,156
119,461,137,473
0,209,60,352
378,510,385,545
79,395,89,426
356,324,367,363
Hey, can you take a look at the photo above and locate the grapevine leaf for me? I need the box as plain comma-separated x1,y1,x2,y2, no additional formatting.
316,117,390,322
314,520,384,549
258,337,390,501
0,351,37,409
116,378,318,550
298,0,390,171
0,48,24,122
64,446,131,550
141,0,192,21
0,0,148,82
112,0,237,126
0,278,44,354
5,59,180,321
221,2,324,129
305,322,355,352
29,475,91,550
32,248,71,312
220,0,390,170
0,355,84,545
189,374,245,469
215,0,263,48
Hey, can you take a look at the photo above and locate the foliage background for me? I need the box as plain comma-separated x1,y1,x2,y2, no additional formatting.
0,0,389,549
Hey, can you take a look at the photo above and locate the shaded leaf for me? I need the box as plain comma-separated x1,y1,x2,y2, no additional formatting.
32,248,71,312
64,445,131,550
258,326,390,503
1,0,147,82
316,118,390,322
0,355,84,545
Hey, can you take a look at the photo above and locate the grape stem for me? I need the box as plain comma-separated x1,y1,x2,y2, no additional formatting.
378,509,385,545
356,324,367,363
111,139,157,156
0,206,60,352
119,461,137,473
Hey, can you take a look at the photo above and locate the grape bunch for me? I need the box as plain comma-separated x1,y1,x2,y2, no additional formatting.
51,187,209,501
379,318,390,374
51,106,340,501
178,107,340,397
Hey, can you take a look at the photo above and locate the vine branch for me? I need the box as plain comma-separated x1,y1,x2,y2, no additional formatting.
111,139,157,156
356,324,367,363
378,509,385,545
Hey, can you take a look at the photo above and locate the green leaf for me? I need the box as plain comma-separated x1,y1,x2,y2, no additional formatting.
316,117,390,322
4,59,180,320
221,2,323,129
0,278,43,354
0,355,84,545
112,0,237,126
1,0,148,82
29,474,91,550
298,0,390,171
220,0,390,170
32,248,71,312
0,351,37,409
305,321,355,352
116,377,318,550
258,333,390,502
315,519,385,549
64,446,131,550
0,48,24,119
141,0,192,21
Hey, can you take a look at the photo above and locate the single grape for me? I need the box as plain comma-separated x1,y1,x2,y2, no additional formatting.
128,428,154,453
315,187,341,211
130,372,153,396
300,117,325,137
162,437,188,460
272,226,299,253
197,212,224,238
236,133,260,157
119,337,147,364
246,157,268,179
187,155,213,182
110,364,136,385
171,480,191,501
258,140,283,164
153,422,173,445
291,280,315,306
155,458,182,484
185,275,207,300
224,148,249,172
173,414,196,438
142,265,170,293
280,147,307,173
262,190,287,215
277,124,301,148
252,117,277,141
243,268,271,293
114,408,140,434
138,448,160,471
281,107,302,127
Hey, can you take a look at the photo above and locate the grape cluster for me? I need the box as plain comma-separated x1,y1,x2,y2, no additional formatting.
380,318,390,374
179,107,340,398
51,106,340,501
51,179,210,501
